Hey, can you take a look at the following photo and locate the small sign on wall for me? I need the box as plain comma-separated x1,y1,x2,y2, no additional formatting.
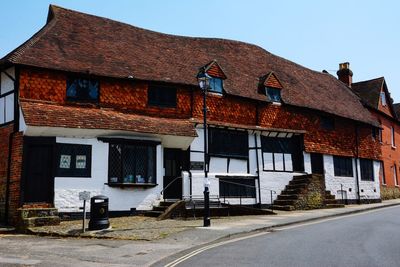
190,161,204,170
79,191,91,201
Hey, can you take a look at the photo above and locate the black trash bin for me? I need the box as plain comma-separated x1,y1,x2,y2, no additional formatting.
88,195,110,230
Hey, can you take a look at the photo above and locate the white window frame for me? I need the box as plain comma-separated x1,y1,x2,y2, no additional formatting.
394,165,399,187
381,92,387,106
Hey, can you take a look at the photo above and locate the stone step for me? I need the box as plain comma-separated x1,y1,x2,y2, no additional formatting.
139,210,164,217
22,216,60,228
289,179,311,185
273,199,296,206
19,208,58,219
281,188,303,195
271,205,295,211
325,204,345,209
286,183,308,190
277,194,299,200
292,174,312,180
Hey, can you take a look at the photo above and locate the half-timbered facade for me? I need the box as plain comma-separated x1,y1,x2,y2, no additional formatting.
0,5,383,225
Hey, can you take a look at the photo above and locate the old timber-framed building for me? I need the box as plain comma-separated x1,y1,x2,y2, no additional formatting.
0,5,383,225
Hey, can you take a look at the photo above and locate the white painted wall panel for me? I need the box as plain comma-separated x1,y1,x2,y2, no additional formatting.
229,159,247,173
54,137,163,212
5,94,14,122
0,98,4,124
0,67,15,95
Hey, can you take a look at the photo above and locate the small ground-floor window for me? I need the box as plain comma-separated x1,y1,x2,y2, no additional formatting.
56,143,92,177
107,141,157,184
219,178,256,198
360,159,374,181
333,156,353,177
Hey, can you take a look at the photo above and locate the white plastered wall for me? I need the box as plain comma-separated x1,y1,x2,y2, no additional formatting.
324,155,380,201
54,137,163,212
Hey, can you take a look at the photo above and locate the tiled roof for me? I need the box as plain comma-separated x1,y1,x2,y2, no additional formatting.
20,100,197,137
394,103,400,118
2,5,376,126
351,77,385,109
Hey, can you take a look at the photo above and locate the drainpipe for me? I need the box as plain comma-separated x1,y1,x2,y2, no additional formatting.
355,123,361,204
254,133,262,207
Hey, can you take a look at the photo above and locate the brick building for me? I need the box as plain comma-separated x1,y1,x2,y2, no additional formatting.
0,5,383,226
343,67,400,199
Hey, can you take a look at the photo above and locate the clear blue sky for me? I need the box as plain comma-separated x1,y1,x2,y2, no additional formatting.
1,0,399,102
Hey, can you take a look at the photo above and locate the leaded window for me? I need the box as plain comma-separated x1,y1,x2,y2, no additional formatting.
56,144,92,177
108,142,156,184
66,77,99,102
208,128,248,158
333,156,353,177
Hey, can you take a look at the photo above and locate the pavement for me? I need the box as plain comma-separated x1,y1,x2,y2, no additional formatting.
1,199,399,266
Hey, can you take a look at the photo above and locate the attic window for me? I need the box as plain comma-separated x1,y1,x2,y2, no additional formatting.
380,92,387,106
208,77,223,94
67,77,99,102
267,87,281,103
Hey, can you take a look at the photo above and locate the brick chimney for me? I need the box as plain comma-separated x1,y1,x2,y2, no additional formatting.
337,62,353,87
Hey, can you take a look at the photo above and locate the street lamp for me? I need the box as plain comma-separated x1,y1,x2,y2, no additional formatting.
197,70,211,227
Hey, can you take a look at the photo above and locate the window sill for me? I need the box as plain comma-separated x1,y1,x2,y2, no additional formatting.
105,183,158,188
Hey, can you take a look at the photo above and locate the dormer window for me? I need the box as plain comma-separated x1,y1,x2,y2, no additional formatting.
67,77,99,102
197,60,227,94
259,72,284,103
381,92,387,106
267,87,281,102
208,77,223,94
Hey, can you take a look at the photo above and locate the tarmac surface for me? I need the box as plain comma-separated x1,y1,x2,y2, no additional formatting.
0,199,399,266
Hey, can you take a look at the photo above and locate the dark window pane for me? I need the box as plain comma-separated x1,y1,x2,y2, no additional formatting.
219,178,256,198
148,86,177,107
109,144,122,183
66,78,99,102
56,144,92,177
360,159,374,181
321,116,335,130
266,87,281,102
333,156,353,177
208,128,248,158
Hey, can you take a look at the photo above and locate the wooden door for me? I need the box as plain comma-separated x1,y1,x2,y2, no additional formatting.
163,149,183,200
310,153,324,175
23,139,55,203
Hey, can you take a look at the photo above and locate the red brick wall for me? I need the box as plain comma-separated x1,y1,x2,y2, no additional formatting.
7,132,24,225
19,66,380,160
0,124,23,225
374,110,400,188
19,67,192,119
0,123,14,222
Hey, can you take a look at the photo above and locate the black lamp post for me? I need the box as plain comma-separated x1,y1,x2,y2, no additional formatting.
197,70,211,227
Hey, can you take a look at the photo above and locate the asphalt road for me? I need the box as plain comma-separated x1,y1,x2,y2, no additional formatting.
162,205,400,267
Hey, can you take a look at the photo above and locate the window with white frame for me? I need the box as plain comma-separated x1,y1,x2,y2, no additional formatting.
394,165,399,186
391,126,396,147
380,161,386,185
0,71,15,125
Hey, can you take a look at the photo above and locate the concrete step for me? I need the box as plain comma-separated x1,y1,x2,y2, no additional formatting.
271,205,295,211
159,201,176,207
139,210,164,217
19,208,58,219
277,194,299,200
152,206,168,212
292,174,312,180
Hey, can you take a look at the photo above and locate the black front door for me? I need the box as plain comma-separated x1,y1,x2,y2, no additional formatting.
23,138,55,203
163,148,184,200
310,153,324,175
